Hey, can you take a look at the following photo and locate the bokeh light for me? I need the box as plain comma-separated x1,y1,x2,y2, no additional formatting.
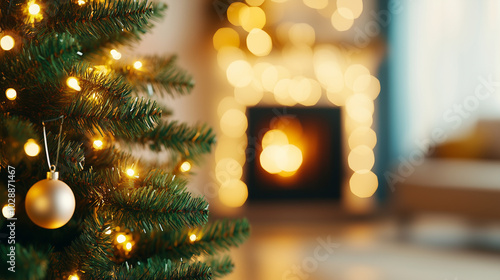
189,234,197,242
349,127,377,150
246,0,265,6
348,145,375,173
24,139,40,157
353,75,381,100
345,64,370,90
219,179,248,207
240,7,266,32
226,60,253,88
246,29,272,56
331,9,354,31
217,96,245,118
216,158,243,184
220,109,248,138
337,0,363,19
262,129,289,149
273,78,296,106
289,23,315,46
350,171,378,198
126,168,135,177
234,83,263,106
227,2,248,26
213,27,240,50
346,93,374,123
217,46,246,70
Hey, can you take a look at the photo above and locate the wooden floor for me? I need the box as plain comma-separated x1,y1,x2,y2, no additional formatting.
220,202,500,280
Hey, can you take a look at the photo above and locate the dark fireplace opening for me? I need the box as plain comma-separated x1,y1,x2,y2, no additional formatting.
245,107,342,201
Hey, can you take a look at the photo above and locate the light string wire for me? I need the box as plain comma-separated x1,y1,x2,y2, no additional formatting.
41,115,64,171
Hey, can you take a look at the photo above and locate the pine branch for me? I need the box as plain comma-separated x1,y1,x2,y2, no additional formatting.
36,0,166,45
207,255,234,279
0,33,79,88
65,95,161,138
120,121,216,159
50,215,115,279
107,187,209,232
0,244,51,280
133,218,250,261
114,55,194,97
115,258,212,280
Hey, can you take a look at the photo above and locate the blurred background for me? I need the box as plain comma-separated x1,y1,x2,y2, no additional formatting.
132,0,500,279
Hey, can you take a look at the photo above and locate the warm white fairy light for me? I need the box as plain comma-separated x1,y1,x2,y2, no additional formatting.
116,234,126,243
28,3,40,15
110,49,121,60
180,161,191,172
126,168,135,177
66,77,81,91
189,234,197,242
0,35,15,51
24,139,40,157
133,61,142,69
5,88,17,100
93,139,103,149
125,242,133,251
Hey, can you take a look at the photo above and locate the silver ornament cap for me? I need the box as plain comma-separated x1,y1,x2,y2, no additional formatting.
25,170,76,229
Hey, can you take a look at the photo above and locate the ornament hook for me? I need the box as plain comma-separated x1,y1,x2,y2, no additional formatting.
42,115,64,172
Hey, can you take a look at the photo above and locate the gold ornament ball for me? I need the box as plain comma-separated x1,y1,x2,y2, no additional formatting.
25,172,76,229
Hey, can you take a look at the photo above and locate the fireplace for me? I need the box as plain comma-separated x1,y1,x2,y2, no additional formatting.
245,107,342,201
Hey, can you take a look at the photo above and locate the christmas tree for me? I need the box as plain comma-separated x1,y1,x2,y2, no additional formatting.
0,0,249,279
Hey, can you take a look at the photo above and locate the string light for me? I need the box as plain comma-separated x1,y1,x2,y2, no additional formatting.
2,205,14,219
68,274,79,280
0,35,15,51
66,77,81,91
189,234,197,242
24,139,40,157
180,161,191,172
133,61,142,69
92,139,103,149
104,229,112,235
77,0,85,5
28,3,41,15
116,234,126,243
126,168,135,177
5,88,17,100
125,242,133,251
110,49,121,60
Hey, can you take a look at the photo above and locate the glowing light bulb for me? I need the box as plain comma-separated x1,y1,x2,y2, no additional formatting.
77,0,85,5
116,234,126,243
110,49,121,60
93,139,103,149
5,88,17,100
189,234,197,242
125,242,133,251
180,161,191,172
24,139,40,157
66,77,81,91
133,61,142,69
2,205,14,218
0,35,15,51
126,169,135,177
104,229,112,235
28,3,40,15
69,275,79,280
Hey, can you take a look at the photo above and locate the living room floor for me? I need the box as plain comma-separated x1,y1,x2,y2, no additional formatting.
220,202,500,280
